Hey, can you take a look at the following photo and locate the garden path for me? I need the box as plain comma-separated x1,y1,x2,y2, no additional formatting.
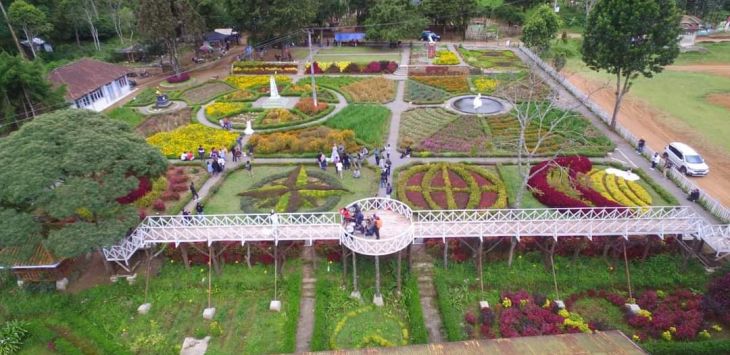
295,246,317,352
410,244,445,343
194,89,347,133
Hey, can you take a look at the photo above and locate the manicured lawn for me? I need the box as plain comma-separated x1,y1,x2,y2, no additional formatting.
125,87,157,107
204,165,379,214
496,165,547,209
324,104,391,146
673,42,730,65
0,263,301,354
317,47,401,55
180,82,235,105
566,58,730,153
457,47,526,71
106,107,145,127
311,258,427,351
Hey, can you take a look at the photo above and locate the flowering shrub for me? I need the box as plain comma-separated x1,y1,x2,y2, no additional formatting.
364,61,381,73
473,77,499,93
166,72,190,84
247,126,359,155
225,75,291,90
146,124,238,158
628,289,704,340
294,97,329,115
231,61,297,74
411,76,469,93
116,176,152,204
152,199,166,211
498,291,570,338
589,169,652,207
205,102,248,119
341,77,396,103
221,90,257,102
305,61,398,74
261,108,300,125
433,50,460,65
704,272,730,325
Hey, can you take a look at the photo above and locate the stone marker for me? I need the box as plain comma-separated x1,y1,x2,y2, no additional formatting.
126,273,137,285
55,278,69,291
180,336,211,355
625,303,641,315
479,301,490,309
203,307,216,320
137,303,151,315
373,294,384,307
554,300,566,309
269,300,281,312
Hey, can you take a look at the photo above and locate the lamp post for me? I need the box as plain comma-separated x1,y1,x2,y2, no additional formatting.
307,29,318,107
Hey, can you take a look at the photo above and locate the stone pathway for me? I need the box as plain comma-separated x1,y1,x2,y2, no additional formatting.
295,246,317,352
410,244,444,343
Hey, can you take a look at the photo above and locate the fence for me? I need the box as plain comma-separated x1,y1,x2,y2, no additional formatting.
518,47,730,223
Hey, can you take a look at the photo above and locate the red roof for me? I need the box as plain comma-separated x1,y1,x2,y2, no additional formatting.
49,58,131,100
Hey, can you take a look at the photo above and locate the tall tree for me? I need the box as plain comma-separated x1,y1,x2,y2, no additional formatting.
0,0,25,58
0,51,65,131
422,0,478,38
61,0,102,51
365,0,427,42
0,109,168,261
521,4,561,54
582,0,681,129
7,0,51,59
226,0,316,41
137,0,203,74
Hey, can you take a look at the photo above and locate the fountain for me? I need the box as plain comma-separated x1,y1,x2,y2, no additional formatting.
261,74,286,108
449,94,511,116
155,90,172,108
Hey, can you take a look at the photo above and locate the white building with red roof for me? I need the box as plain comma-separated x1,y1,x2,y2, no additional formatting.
48,58,132,111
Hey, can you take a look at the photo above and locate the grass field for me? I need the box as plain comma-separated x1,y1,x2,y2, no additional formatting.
566,58,730,154
496,165,547,209
106,107,145,126
314,46,402,63
204,165,379,214
324,104,391,146
0,263,301,354
674,42,730,65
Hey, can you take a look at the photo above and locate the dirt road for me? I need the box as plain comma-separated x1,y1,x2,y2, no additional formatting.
563,70,730,206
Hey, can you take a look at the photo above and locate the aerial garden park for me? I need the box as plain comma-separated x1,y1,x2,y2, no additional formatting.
2,44,730,355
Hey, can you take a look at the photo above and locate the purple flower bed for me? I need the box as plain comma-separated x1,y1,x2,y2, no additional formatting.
166,72,190,84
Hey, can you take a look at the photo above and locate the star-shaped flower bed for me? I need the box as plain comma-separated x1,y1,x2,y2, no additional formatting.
239,166,349,213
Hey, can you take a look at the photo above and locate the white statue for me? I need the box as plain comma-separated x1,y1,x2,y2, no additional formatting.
269,75,280,99
473,93,483,110
331,143,339,162
244,119,255,136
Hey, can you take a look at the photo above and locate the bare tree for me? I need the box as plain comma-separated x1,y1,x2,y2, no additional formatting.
583,0,599,18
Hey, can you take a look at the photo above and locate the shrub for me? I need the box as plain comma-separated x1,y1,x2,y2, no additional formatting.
363,61,381,73
294,98,329,115
169,174,189,184
343,62,360,73
146,124,238,158
704,272,730,325
0,320,30,354
170,183,188,192
205,102,248,119
152,199,166,211
161,191,180,201
247,126,359,155
116,176,152,204
433,50,460,65
166,72,190,83
261,108,299,125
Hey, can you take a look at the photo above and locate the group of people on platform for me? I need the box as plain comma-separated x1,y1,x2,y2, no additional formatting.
340,204,383,239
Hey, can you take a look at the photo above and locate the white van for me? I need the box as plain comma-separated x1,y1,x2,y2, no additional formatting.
664,142,709,176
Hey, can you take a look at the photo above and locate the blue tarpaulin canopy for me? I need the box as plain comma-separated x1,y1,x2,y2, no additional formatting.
334,32,366,42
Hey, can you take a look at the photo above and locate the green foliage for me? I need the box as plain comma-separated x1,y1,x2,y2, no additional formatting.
0,109,167,258
7,0,51,59
0,52,66,134
433,271,468,341
404,80,450,104
496,164,547,208
521,4,562,53
365,0,427,42
225,0,317,41
0,320,30,355
137,0,202,73
403,275,429,344
641,339,730,354
457,48,526,70
106,107,144,127
324,104,391,147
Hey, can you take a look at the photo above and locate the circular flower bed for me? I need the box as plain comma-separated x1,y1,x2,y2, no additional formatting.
238,166,349,213
329,306,408,350
397,163,507,209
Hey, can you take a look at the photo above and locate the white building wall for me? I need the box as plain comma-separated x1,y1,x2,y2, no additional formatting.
73,75,132,112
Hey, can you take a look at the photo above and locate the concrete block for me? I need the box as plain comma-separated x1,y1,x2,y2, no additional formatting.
203,307,216,320
625,303,641,315
554,300,566,309
349,290,362,300
55,278,69,291
126,273,137,285
269,300,281,312
137,303,151,315
110,276,119,283
479,301,490,309
373,294,384,307
16,280,24,288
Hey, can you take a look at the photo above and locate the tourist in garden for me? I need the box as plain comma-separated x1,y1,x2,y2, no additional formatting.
212,159,221,175
386,183,393,199
244,159,253,177
636,138,646,154
384,143,391,159
687,188,699,202
342,154,350,170
236,135,244,151
206,160,213,175
217,155,226,170
352,166,361,178
340,208,351,225
219,147,227,160
360,146,368,157
269,210,279,227
375,151,381,166
248,145,254,160
195,202,204,215
385,158,392,176
182,209,192,224
374,215,382,240
380,170,388,188
365,217,375,237
336,159,344,179
401,146,412,159
662,152,673,178
651,152,661,170
197,146,205,160
211,147,219,159
190,182,199,200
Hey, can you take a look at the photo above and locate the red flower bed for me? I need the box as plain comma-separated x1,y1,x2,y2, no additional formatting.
166,72,190,83
704,272,730,325
116,176,152,204
407,172,425,186
449,171,467,188
629,289,704,340
405,191,428,209
499,291,567,338
478,192,498,208
527,156,622,209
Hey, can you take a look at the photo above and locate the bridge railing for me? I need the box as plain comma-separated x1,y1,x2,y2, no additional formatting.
349,197,414,220
414,206,694,222
341,225,415,256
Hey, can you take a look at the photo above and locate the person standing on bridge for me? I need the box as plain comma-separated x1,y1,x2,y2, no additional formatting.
270,210,279,234
374,215,383,240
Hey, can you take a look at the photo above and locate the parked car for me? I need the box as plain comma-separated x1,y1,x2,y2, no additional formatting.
420,31,441,42
664,142,709,176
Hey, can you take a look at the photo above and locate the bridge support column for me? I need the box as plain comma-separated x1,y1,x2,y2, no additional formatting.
373,255,383,307
443,241,448,269
350,252,361,300
396,251,402,295
478,238,484,294
180,244,190,270
508,237,518,267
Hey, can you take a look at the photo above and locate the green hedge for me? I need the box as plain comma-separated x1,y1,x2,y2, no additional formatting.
433,272,467,342
310,277,332,351
642,339,730,355
403,275,429,344
282,271,302,353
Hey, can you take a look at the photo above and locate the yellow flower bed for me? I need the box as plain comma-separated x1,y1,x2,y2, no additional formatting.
225,75,291,90
336,61,350,72
433,50,460,65
589,169,652,207
146,124,239,158
248,126,359,154
205,102,248,118
473,77,499,93
341,77,396,103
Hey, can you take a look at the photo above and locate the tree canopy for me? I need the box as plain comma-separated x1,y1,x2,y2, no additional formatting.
582,0,681,129
137,0,203,73
0,109,167,261
226,0,316,42
0,51,66,134
521,4,561,53
365,0,427,42
7,0,51,59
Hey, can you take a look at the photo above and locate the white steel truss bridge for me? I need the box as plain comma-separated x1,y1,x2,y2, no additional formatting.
103,198,730,268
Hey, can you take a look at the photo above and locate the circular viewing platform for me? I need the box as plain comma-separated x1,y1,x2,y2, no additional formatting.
341,198,414,256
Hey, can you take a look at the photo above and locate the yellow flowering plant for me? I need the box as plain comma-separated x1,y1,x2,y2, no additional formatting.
473,77,499,93
225,75,291,90
205,102,248,119
146,124,239,158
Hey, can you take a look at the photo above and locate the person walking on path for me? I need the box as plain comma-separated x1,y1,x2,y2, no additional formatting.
244,159,253,177
336,159,344,179
662,152,673,178
375,152,381,167
651,152,660,170
206,160,213,175
384,143,391,159
190,182,199,200
636,138,646,154
195,201,204,215
374,215,383,240
687,188,700,202
385,183,392,199
248,145,254,160
380,170,388,188
197,146,205,160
